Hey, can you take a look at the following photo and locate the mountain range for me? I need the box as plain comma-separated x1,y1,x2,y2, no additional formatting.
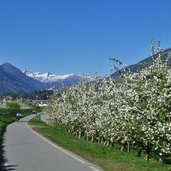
22,70,85,88
23,70,76,83
0,63,84,94
0,48,171,94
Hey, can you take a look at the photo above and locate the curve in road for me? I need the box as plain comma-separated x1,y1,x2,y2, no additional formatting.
3,115,103,171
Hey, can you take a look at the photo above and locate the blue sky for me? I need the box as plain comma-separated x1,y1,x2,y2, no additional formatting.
0,0,171,76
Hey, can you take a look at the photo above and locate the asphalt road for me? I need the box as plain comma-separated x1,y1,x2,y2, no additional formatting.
3,115,103,171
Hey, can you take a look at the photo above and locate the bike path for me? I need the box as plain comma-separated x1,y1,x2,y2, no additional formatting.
3,115,102,171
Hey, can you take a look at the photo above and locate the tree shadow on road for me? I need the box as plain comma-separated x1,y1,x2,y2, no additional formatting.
0,130,6,170
0,134,18,171
2,164,19,171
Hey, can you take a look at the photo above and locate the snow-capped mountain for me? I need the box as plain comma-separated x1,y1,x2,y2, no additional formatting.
22,69,85,87
22,70,76,83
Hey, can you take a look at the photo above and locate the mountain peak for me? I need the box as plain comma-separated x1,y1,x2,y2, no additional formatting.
0,63,48,94
0,62,22,75
1,62,14,67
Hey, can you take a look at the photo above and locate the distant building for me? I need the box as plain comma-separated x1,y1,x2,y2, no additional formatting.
32,100,49,107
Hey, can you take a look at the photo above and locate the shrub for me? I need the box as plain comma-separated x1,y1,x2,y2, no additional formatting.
6,102,20,110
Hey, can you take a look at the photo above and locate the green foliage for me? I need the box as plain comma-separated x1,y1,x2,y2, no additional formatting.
6,102,21,110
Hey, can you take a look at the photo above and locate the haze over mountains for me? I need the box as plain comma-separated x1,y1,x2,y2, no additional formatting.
0,48,171,94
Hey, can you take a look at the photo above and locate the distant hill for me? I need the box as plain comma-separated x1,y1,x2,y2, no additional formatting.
0,63,47,94
113,48,171,78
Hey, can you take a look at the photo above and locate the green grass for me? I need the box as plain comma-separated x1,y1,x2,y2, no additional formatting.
0,108,33,169
29,115,171,171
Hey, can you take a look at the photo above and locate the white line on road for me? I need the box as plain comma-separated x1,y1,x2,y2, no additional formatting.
26,123,86,164
89,166,100,171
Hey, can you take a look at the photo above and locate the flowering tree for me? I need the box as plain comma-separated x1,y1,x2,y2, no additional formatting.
44,44,171,162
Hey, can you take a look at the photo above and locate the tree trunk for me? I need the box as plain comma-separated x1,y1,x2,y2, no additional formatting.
78,131,81,139
145,142,151,161
127,142,130,152
91,136,94,142
137,149,142,157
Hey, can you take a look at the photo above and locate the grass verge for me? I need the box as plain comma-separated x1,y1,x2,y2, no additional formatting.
0,108,33,169
28,115,171,171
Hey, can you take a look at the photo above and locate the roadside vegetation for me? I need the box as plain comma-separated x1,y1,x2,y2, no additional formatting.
29,115,170,171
